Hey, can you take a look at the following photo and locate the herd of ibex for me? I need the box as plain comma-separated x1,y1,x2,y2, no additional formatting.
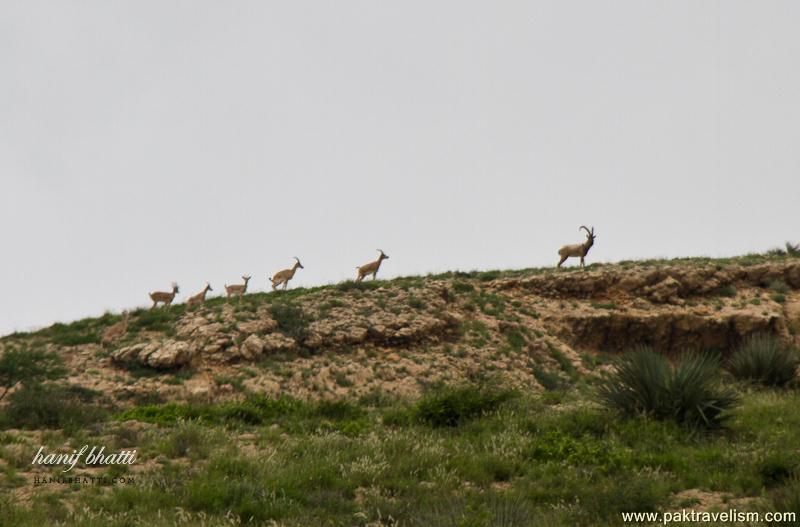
147,227,597,309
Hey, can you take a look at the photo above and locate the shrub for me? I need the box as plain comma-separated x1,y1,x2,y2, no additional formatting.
335,281,380,292
452,281,475,294
597,348,738,429
786,242,800,257
728,335,798,387
714,285,737,298
0,347,65,401
532,367,564,392
415,384,514,427
1,383,108,432
270,302,311,342
160,420,213,459
769,280,790,295
129,307,183,334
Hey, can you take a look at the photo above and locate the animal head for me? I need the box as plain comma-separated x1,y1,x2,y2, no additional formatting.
293,257,304,269
242,276,252,283
580,226,596,244
205,283,213,292
378,249,389,260
172,283,180,293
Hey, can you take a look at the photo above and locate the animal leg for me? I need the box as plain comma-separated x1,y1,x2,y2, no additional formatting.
557,255,568,268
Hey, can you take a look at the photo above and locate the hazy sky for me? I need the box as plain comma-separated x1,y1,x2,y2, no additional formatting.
2,1,799,335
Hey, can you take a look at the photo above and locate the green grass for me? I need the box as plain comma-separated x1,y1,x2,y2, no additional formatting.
1,382,800,525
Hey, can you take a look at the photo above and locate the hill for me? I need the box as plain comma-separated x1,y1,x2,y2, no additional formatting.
3,252,799,405
1,251,799,525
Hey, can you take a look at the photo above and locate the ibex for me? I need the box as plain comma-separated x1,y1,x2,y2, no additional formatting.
149,283,179,309
101,312,130,347
270,257,304,291
225,276,251,302
557,226,597,269
356,249,389,282
187,283,213,308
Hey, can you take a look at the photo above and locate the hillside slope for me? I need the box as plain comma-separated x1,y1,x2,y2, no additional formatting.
3,253,799,405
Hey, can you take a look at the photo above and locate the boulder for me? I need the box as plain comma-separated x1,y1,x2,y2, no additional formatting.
643,276,682,304
112,340,196,369
240,334,265,360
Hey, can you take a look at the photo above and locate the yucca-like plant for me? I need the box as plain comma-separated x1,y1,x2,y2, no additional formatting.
597,347,738,429
729,334,799,387
666,353,739,428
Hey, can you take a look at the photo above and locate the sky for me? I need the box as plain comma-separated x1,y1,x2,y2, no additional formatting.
1,1,799,335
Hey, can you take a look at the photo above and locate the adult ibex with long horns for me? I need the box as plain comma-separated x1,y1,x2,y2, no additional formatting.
557,226,596,269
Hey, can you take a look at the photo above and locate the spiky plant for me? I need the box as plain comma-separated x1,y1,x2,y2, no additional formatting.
597,347,738,429
666,352,739,428
729,334,799,387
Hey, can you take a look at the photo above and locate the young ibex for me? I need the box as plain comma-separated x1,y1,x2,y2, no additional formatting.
149,283,179,309
557,226,597,269
101,312,130,347
356,249,389,282
187,283,213,308
270,257,304,291
225,276,251,302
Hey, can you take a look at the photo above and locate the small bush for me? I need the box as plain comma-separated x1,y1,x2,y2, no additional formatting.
714,285,737,298
415,384,514,427
728,335,798,387
129,307,183,334
1,383,108,432
769,280,791,295
532,367,564,392
0,347,65,401
335,281,380,293
452,281,475,294
597,348,738,429
786,242,800,257
270,302,311,342
160,420,213,459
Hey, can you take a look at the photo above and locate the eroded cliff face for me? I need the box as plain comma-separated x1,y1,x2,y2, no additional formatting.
493,260,800,354
3,257,799,402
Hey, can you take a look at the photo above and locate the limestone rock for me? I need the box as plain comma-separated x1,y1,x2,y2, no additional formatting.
240,334,265,360
262,333,297,354
112,340,196,369
644,276,683,304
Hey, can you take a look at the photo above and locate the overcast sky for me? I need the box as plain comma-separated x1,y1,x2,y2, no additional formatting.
1,1,798,335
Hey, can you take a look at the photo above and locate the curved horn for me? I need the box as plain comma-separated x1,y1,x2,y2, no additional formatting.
579,226,591,236
293,256,300,262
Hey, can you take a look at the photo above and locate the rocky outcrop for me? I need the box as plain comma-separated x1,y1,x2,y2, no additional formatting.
97,258,799,373
497,261,800,301
559,309,783,354
111,340,197,369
